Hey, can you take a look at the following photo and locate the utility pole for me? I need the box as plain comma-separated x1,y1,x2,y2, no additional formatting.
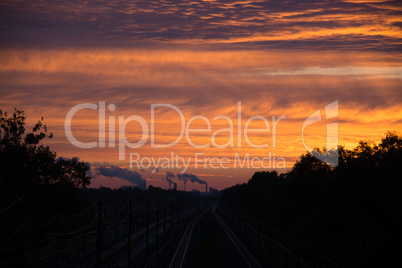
17,195,26,268
181,199,183,223
171,198,174,226
127,198,132,267
163,200,166,245
156,197,159,251
96,196,103,267
146,198,149,250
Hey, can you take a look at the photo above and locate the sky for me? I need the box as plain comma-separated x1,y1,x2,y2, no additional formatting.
1,0,401,191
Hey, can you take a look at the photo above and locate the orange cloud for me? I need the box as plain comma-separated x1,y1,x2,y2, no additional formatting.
1,48,401,190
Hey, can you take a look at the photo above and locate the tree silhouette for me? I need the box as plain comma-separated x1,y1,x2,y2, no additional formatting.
0,109,91,197
221,131,402,266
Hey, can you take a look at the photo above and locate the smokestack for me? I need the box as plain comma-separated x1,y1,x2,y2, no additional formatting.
205,183,208,193
174,182,177,190
177,174,188,192
165,172,175,190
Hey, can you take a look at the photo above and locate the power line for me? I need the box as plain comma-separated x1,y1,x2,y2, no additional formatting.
27,196,100,218
0,215,28,254
0,195,24,215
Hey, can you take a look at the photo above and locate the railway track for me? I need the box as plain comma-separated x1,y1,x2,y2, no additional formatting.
168,214,202,268
212,206,263,268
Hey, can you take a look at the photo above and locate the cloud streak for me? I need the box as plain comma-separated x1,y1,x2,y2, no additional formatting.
0,0,401,50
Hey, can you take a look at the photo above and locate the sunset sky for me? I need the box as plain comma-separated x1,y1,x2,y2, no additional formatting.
1,0,401,191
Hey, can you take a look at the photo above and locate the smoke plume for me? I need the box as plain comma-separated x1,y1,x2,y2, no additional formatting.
97,165,146,190
177,173,206,191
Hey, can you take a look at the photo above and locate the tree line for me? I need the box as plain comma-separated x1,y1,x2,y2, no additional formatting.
221,131,402,266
